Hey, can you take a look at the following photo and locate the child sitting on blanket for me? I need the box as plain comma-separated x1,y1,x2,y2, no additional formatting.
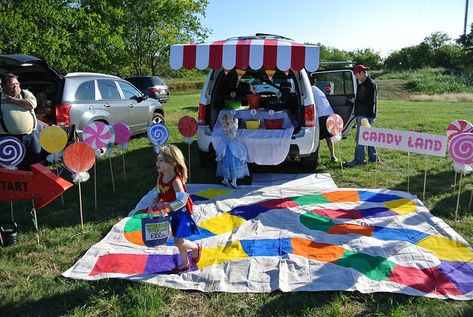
147,144,201,274
216,113,250,188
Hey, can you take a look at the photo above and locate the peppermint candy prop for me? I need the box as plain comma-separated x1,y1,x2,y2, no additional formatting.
82,121,114,156
63,142,95,229
326,114,344,143
0,136,25,169
39,126,68,162
178,116,198,182
147,123,169,153
446,120,473,140
83,121,116,196
112,123,132,181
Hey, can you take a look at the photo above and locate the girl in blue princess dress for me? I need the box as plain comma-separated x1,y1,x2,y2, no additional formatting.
216,114,249,188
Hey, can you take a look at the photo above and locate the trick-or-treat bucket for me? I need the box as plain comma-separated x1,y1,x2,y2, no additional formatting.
0,222,18,246
247,94,260,109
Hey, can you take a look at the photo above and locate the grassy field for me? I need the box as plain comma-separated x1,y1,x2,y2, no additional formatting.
1,88,473,316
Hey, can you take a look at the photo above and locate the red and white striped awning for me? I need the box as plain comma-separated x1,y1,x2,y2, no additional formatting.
170,39,320,72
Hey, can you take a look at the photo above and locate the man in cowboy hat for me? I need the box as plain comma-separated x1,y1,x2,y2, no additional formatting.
344,64,380,168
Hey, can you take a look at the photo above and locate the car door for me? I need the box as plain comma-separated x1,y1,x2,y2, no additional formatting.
96,79,129,126
117,80,149,133
312,69,356,137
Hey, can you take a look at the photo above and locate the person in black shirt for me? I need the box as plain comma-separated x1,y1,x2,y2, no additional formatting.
344,65,380,167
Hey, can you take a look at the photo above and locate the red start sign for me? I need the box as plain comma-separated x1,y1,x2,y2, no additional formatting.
0,163,73,209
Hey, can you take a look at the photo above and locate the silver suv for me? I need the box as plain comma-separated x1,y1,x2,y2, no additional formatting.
0,54,165,136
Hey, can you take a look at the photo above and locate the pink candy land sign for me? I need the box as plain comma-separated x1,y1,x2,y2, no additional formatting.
358,127,448,157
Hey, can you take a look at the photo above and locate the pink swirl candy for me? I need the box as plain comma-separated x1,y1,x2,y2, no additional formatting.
112,123,131,145
326,114,344,136
82,122,113,150
446,120,473,140
449,133,473,165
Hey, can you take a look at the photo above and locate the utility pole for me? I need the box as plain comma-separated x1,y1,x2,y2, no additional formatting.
465,0,470,36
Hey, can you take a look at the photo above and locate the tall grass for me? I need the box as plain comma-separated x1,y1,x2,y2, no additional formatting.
375,68,473,94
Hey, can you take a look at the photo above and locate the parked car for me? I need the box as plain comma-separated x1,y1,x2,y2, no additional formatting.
0,54,165,136
124,76,170,103
173,35,356,171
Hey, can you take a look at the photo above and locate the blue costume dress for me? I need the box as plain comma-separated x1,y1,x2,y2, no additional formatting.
216,118,250,181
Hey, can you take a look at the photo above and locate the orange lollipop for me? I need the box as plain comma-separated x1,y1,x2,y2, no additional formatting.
63,143,95,176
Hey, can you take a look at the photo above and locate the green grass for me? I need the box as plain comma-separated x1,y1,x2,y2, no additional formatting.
1,92,473,316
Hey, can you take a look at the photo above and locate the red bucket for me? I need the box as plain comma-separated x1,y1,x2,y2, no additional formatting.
264,118,284,129
247,95,260,109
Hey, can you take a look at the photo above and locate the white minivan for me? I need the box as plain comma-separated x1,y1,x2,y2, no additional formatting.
170,34,356,171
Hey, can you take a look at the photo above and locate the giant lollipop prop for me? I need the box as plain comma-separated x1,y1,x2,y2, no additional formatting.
178,116,198,182
112,123,132,181
83,121,115,209
447,119,473,189
147,123,169,153
0,136,25,169
63,142,95,229
0,136,26,226
326,114,344,171
449,132,473,220
39,126,69,205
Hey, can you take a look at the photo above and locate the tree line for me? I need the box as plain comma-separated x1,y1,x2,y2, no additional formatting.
1,1,472,77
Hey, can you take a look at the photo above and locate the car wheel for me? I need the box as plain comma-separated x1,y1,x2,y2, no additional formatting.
301,147,319,172
152,113,165,125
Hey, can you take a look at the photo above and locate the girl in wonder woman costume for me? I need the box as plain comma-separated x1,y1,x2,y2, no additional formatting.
148,144,202,274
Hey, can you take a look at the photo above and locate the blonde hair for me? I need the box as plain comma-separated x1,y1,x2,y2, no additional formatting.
158,144,188,182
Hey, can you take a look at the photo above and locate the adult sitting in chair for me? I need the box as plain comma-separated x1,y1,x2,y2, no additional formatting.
0,73,43,170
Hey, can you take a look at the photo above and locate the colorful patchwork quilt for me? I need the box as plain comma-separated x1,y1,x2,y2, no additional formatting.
63,181,473,300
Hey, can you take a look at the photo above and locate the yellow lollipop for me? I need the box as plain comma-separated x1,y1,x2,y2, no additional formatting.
39,126,68,154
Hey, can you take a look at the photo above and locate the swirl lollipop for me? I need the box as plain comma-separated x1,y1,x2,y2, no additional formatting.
178,116,198,144
449,133,473,174
447,120,473,141
39,126,68,162
82,122,114,156
147,123,169,153
326,114,344,143
0,136,25,169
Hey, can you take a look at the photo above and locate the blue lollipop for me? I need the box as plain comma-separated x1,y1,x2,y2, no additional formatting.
147,123,169,153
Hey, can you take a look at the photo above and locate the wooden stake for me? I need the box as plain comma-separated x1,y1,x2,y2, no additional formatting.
10,201,14,222
31,201,39,245
407,152,410,192
122,152,127,181
423,168,427,201
109,157,115,193
337,142,344,174
455,173,463,220
94,163,97,211
188,142,192,182
468,189,473,211
78,182,84,230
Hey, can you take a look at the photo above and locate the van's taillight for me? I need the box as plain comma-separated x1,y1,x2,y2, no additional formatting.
55,104,72,126
149,87,158,93
304,104,315,127
198,103,206,125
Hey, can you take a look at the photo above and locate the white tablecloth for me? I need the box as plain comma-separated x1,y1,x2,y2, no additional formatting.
212,109,294,165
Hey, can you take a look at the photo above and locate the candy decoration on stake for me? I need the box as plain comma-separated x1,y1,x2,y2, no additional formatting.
327,114,345,171
63,142,95,230
147,123,169,153
449,133,473,220
178,116,198,182
83,122,115,207
106,124,116,193
112,123,132,181
39,125,69,205
0,136,25,169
